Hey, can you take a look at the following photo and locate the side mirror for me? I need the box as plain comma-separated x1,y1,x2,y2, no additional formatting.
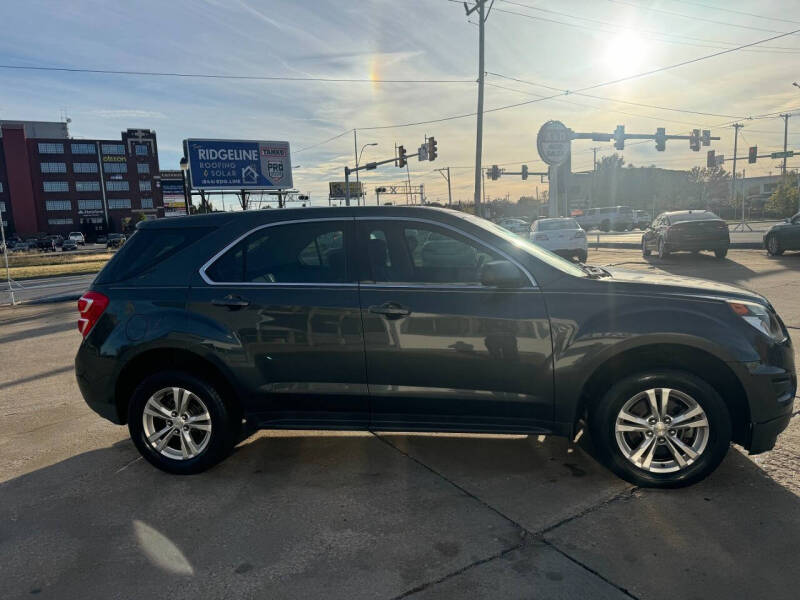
480,260,527,288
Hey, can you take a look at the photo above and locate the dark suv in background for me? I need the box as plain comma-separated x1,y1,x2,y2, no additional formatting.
75,207,795,487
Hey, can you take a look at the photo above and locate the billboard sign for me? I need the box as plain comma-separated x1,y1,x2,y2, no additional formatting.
159,171,187,217
329,181,363,198
184,139,292,190
537,121,572,166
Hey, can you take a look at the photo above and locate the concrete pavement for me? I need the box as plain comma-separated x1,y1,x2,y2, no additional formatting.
1,248,798,599
0,273,94,306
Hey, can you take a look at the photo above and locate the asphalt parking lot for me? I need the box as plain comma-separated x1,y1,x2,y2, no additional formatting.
1,248,798,599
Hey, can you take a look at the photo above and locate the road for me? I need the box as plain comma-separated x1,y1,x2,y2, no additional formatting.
0,248,798,599
0,273,94,306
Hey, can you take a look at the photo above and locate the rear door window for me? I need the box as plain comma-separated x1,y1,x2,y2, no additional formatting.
205,220,352,284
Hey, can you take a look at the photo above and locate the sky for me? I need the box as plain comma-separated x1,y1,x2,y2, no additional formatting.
1,0,800,207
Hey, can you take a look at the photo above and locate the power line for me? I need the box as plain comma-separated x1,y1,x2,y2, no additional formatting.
497,0,800,53
661,0,800,27
604,0,786,34
486,72,739,119
294,129,352,154
0,64,474,84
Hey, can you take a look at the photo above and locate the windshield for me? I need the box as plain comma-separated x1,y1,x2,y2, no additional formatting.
454,212,587,278
671,211,720,222
537,218,579,231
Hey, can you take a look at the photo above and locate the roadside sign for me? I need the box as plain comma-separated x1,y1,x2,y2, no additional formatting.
537,121,572,166
329,181,363,198
160,170,187,217
184,139,292,190
770,150,795,159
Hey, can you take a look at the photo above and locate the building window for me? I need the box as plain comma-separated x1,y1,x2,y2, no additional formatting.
83,217,104,224
46,200,72,211
40,162,67,174
43,181,69,192
71,143,96,154
135,144,149,156
101,143,125,155
0,182,4,192
108,198,131,210
140,197,154,209
78,199,103,210
139,180,152,191
137,163,150,174
76,181,101,192
38,143,64,154
0,201,5,212
103,162,128,174
73,162,98,174
48,218,74,225
106,181,130,192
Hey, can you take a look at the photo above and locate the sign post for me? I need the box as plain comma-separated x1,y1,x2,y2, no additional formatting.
537,121,571,217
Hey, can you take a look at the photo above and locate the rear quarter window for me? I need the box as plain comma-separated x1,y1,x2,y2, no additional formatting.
96,227,213,283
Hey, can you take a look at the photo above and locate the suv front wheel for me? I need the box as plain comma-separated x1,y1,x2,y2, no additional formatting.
128,371,239,474
589,371,731,488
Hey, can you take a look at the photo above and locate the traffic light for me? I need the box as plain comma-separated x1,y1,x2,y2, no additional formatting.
707,150,715,168
614,125,625,150
655,127,666,152
689,129,701,151
397,145,407,168
426,136,437,161
748,146,758,164
489,165,500,180
521,164,528,180
701,130,711,146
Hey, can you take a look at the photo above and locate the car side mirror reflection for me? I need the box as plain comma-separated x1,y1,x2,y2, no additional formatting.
480,260,527,288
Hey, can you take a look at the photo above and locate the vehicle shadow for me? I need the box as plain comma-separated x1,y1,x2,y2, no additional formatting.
643,251,759,284
1,432,798,599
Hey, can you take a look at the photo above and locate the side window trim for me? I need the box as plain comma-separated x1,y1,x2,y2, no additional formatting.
199,217,357,286
354,216,537,288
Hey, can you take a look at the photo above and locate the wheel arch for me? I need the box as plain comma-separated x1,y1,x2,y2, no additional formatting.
114,347,242,425
574,343,750,445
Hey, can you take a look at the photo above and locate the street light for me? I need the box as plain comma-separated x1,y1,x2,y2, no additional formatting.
355,142,378,205
179,157,190,215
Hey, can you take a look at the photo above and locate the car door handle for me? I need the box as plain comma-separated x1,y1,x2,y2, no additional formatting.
368,302,411,319
212,295,250,309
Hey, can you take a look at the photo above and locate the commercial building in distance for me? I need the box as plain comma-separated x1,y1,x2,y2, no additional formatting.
0,120,164,238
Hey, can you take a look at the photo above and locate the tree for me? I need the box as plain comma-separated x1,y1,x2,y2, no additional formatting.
765,174,799,218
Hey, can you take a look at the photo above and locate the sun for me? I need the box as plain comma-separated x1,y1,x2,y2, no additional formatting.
603,32,648,78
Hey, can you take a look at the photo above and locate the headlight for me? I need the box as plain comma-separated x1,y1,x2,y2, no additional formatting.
728,301,787,342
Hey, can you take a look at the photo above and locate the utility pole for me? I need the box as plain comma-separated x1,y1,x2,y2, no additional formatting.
590,147,599,210
437,167,453,205
463,0,490,218
781,114,790,176
353,129,359,204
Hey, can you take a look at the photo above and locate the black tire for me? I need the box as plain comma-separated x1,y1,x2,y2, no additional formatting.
128,370,239,474
577,250,588,263
642,238,651,257
714,248,728,259
600,220,611,232
766,235,784,257
588,370,732,488
657,238,670,260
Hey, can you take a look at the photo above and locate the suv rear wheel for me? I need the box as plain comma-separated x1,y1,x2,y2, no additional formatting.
128,371,238,474
766,234,784,256
588,370,731,488
657,238,670,260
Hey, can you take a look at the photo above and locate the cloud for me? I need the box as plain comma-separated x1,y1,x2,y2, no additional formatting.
91,109,168,120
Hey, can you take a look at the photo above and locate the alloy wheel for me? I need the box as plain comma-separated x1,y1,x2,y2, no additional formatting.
614,387,709,473
768,235,780,256
142,387,212,460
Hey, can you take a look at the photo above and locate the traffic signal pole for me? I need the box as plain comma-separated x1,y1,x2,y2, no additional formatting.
781,114,790,176
730,123,753,232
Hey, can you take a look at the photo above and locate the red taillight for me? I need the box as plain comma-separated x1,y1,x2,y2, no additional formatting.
77,291,109,338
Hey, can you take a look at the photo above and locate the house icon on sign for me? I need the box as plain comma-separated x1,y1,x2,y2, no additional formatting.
242,165,258,184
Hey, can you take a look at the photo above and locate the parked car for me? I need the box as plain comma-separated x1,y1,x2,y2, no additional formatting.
106,233,126,248
633,210,652,230
96,235,108,245
642,210,730,259
68,231,86,246
75,206,794,487
62,239,78,251
36,237,57,252
764,212,800,256
496,217,529,236
576,206,635,232
529,217,587,262
48,234,64,248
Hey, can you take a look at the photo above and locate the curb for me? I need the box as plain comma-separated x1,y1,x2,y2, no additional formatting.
592,242,763,250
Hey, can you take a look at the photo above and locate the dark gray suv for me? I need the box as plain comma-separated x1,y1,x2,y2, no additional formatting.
75,206,795,487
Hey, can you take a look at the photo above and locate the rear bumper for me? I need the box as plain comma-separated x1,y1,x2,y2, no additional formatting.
75,344,123,424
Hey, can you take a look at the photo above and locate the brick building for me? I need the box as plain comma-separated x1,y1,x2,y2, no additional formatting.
0,121,164,238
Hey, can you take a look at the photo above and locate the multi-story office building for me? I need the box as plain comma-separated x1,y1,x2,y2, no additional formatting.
0,120,164,237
